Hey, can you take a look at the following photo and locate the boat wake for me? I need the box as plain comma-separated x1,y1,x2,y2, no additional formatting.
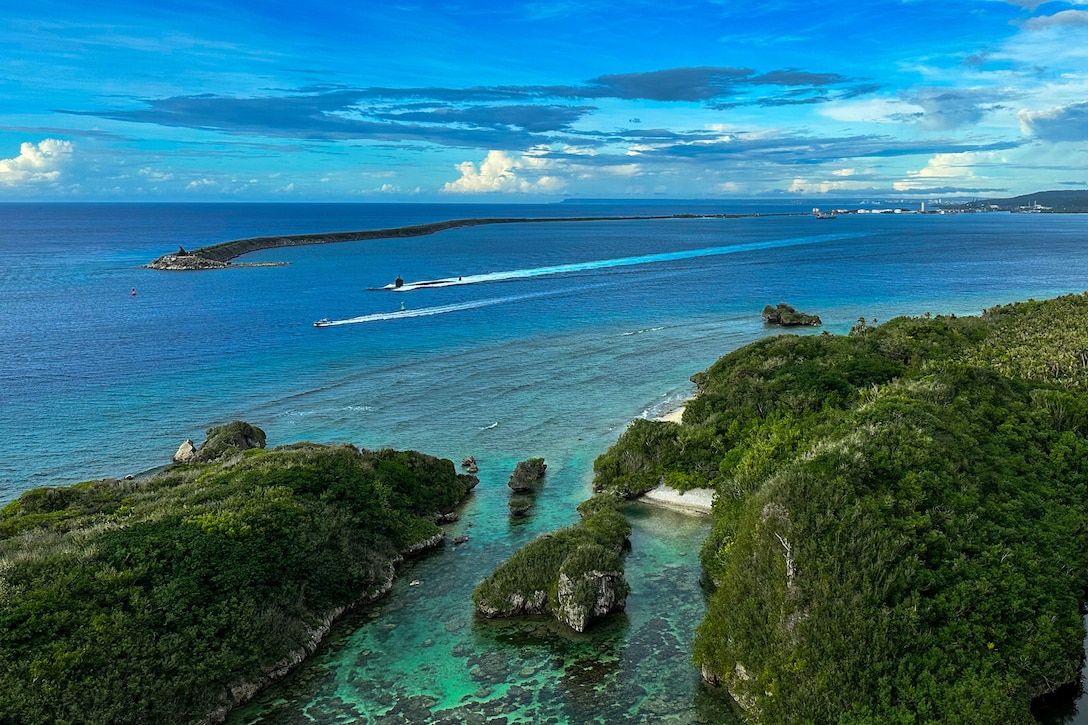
319,287,581,326
480,422,499,430
384,232,863,292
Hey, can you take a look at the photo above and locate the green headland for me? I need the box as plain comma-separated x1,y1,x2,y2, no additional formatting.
8,294,1088,723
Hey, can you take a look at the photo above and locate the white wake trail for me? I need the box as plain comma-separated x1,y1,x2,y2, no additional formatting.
385,232,862,292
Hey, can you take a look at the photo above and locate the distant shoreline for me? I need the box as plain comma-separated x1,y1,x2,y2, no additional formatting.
145,212,799,270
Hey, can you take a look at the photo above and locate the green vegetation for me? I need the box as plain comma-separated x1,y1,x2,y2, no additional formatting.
192,420,266,462
473,493,631,631
0,431,476,725
968,190,1088,213
761,303,822,327
593,292,1088,723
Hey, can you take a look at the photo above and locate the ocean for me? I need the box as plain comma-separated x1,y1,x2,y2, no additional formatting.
3,202,1087,723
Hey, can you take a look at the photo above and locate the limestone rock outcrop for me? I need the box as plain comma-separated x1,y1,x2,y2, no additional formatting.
507,457,546,492
173,439,197,463
761,302,822,327
193,421,267,463
472,494,630,632
556,564,629,633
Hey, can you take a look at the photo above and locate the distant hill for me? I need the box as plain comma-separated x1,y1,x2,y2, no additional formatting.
969,189,1088,213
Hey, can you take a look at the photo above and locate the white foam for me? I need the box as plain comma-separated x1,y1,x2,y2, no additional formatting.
386,231,861,292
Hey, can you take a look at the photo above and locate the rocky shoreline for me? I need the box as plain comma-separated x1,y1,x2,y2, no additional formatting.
145,253,289,271
198,535,448,725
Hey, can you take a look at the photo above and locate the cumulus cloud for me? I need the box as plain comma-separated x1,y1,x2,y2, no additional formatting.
1023,9,1088,30
1019,101,1088,141
442,150,564,193
787,177,874,194
893,150,1005,191
0,139,73,186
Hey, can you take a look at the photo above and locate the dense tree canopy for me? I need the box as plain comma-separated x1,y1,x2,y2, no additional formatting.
595,293,1088,723
0,440,475,725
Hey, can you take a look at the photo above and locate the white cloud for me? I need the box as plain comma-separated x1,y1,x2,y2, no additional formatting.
787,177,872,194
185,178,216,190
1018,101,1088,141
601,164,641,177
1023,9,1088,30
893,150,1004,191
1004,0,1088,9
0,139,72,187
442,150,564,194
139,167,174,182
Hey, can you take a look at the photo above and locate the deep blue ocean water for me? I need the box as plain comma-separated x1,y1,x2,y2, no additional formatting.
3,202,1088,723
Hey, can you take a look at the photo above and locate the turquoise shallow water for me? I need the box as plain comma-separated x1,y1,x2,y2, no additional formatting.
228,504,737,725
4,203,1088,722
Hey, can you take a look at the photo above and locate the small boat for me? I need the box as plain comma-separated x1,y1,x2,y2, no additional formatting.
314,318,331,327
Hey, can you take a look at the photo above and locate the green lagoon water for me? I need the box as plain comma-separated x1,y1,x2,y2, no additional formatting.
228,482,740,724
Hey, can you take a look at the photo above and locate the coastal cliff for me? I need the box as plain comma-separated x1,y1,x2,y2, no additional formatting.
0,427,477,725
590,293,1088,722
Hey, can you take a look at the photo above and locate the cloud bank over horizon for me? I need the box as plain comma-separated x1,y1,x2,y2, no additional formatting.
4,0,1088,200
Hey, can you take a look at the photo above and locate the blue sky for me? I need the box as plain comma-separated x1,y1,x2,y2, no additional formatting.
3,0,1088,201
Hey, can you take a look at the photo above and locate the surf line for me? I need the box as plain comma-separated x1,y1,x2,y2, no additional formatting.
384,232,863,292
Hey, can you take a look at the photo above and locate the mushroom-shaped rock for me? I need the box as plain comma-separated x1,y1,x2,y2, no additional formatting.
507,458,546,492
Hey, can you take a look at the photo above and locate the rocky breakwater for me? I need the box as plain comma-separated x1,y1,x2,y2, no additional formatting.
147,251,231,270
145,213,760,271
146,251,287,270
472,493,630,632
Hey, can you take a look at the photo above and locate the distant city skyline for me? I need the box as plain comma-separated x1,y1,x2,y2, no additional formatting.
3,0,1088,201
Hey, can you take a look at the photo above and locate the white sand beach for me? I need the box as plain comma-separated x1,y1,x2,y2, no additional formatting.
640,484,714,514
634,403,715,515
658,405,685,424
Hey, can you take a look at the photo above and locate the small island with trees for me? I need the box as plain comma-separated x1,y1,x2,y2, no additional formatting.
761,302,822,327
